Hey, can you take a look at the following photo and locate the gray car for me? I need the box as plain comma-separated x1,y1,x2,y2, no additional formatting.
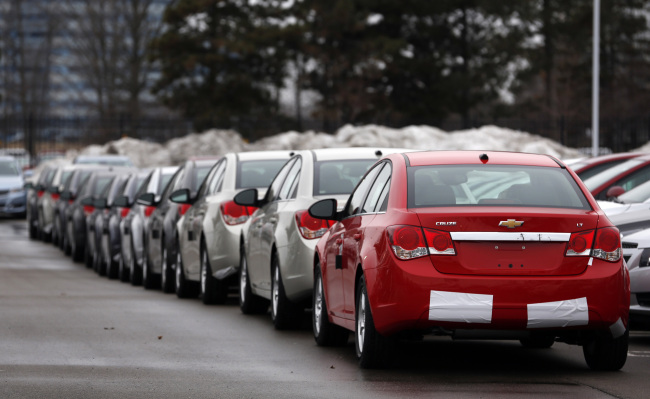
0,156,27,218
621,229,650,328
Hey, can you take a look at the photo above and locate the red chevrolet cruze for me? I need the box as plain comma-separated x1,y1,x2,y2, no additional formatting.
308,150,630,370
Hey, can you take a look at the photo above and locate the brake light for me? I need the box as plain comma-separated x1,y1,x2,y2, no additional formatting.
221,200,256,225
37,190,44,198
144,205,156,218
387,225,428,260
179,203,191,216
565,227,620,262
423,228,456,255
51,193,60,201
83,205,94,216
121,207,130,218
295,210,334,239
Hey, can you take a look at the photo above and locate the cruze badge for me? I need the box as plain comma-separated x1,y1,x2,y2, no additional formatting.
499,219,524,228
436,222,456,226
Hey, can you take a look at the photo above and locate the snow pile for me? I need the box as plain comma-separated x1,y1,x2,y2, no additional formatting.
65,124,584,168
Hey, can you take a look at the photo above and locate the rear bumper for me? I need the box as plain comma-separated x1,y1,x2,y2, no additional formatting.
365,256,630,337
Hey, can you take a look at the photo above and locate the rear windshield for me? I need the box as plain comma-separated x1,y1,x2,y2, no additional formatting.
408,165,590,210
237,160,288,189
313,160,375,196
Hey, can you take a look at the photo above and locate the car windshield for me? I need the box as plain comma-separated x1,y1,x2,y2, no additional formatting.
237,160,288,189
0,160,20,176
582,158,645,191
408,164,590,209
313,159,375,196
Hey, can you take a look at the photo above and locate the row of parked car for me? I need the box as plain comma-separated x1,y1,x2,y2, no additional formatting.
24,148,650,371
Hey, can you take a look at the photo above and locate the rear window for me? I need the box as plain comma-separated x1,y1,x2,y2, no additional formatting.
313,160,375,196
408,165,590,210
237,160,288,189
583,158,644,191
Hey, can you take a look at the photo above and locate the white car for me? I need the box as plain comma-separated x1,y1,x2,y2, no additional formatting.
621,229,650,328
600,179,650,238
235,147,410,329
171,151,292,302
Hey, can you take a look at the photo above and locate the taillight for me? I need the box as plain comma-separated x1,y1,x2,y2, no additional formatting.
51,193,60,201
68,199,74,205
83,205,94,216
37,190,45,198
295,210,334,239
221,200,256,225
144,205,156,218
387,225,428,260
423,228,456,255
179,203,191,216
121,207,130,218
565,227,620,262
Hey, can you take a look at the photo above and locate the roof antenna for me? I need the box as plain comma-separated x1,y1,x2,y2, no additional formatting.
375,150,383,157
479,153,489,164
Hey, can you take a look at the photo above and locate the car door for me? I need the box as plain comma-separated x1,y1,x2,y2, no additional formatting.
150,168,184,264
323,162,385,320
247,158,296,294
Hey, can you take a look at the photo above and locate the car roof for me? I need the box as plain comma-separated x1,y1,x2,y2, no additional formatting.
402,150,562,167
236,150,295,161
308,147,411,162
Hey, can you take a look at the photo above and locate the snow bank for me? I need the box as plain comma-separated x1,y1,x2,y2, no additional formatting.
63,124,583,168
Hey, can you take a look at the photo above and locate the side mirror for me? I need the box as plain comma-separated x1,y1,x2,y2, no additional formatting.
80,196,94,206
169,188,192,204
234,188,259,207
94,198,108,209
308,199,340,221
113,195,129,208
137,192,156,206
606,186,625,199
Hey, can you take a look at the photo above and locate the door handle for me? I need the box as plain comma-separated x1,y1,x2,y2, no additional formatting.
353,234,361,241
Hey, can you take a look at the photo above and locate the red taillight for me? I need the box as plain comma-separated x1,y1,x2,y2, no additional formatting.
37,190,45,198
566,230,595,256
83,205,94,216
423,228,456,255
221,200,256,225
120,207,130,218
179,203,191,216
295,210,334,239
565,227,620,262
68,199,74,205
387,225,428,260
51,193,60,201
144,205,156,218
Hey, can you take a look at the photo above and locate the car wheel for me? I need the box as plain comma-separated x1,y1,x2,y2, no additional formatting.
130,240,142,286
201,247,227,305
239,247,268,314
118,252,129,283
520,333,555,349
142,249,158,290
62,229,71,254
52,216,60,247
105,243,118,280
84,237,93,269
95,243,107,277
175,247,197,298
271,255,301,329
313,265,348,346
355,275,393,369
161,244,175,294
71,228,83,262
583,329,629,371
28,217,38,239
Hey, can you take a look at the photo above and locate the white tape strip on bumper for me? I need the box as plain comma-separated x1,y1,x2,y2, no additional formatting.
429,291,493,323
527,297,589,328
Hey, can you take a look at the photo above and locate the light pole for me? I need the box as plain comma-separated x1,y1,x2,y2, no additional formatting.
592,0,600,157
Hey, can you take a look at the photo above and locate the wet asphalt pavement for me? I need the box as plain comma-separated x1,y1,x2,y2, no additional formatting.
1,218,649,399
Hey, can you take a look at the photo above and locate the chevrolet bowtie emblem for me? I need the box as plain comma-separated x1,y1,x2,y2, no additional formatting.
499,219,524,228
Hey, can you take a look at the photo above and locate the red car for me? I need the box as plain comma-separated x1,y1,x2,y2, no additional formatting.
309,150,629,370
582,153,650,200
569,152,645,181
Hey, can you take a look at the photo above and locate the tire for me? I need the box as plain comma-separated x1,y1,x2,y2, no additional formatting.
356,275,393,369
239,247,268,314
200,246,227,305
175,247,197,298
142,249,159,290
313,266,349,346
520,333,555,349
71,228,83,262
28,217,38,240
271,254,301,329
118,252,129,283
583,329,629,371
84,237,93,269
130,240,143,286
161,244,175,294
106,244,118,280
63,229,71,255
52,215,60,247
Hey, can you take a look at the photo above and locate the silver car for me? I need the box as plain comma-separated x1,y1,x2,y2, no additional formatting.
235,147,408,329
0,156,27,218
621,229,650,328
172,151,292,302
